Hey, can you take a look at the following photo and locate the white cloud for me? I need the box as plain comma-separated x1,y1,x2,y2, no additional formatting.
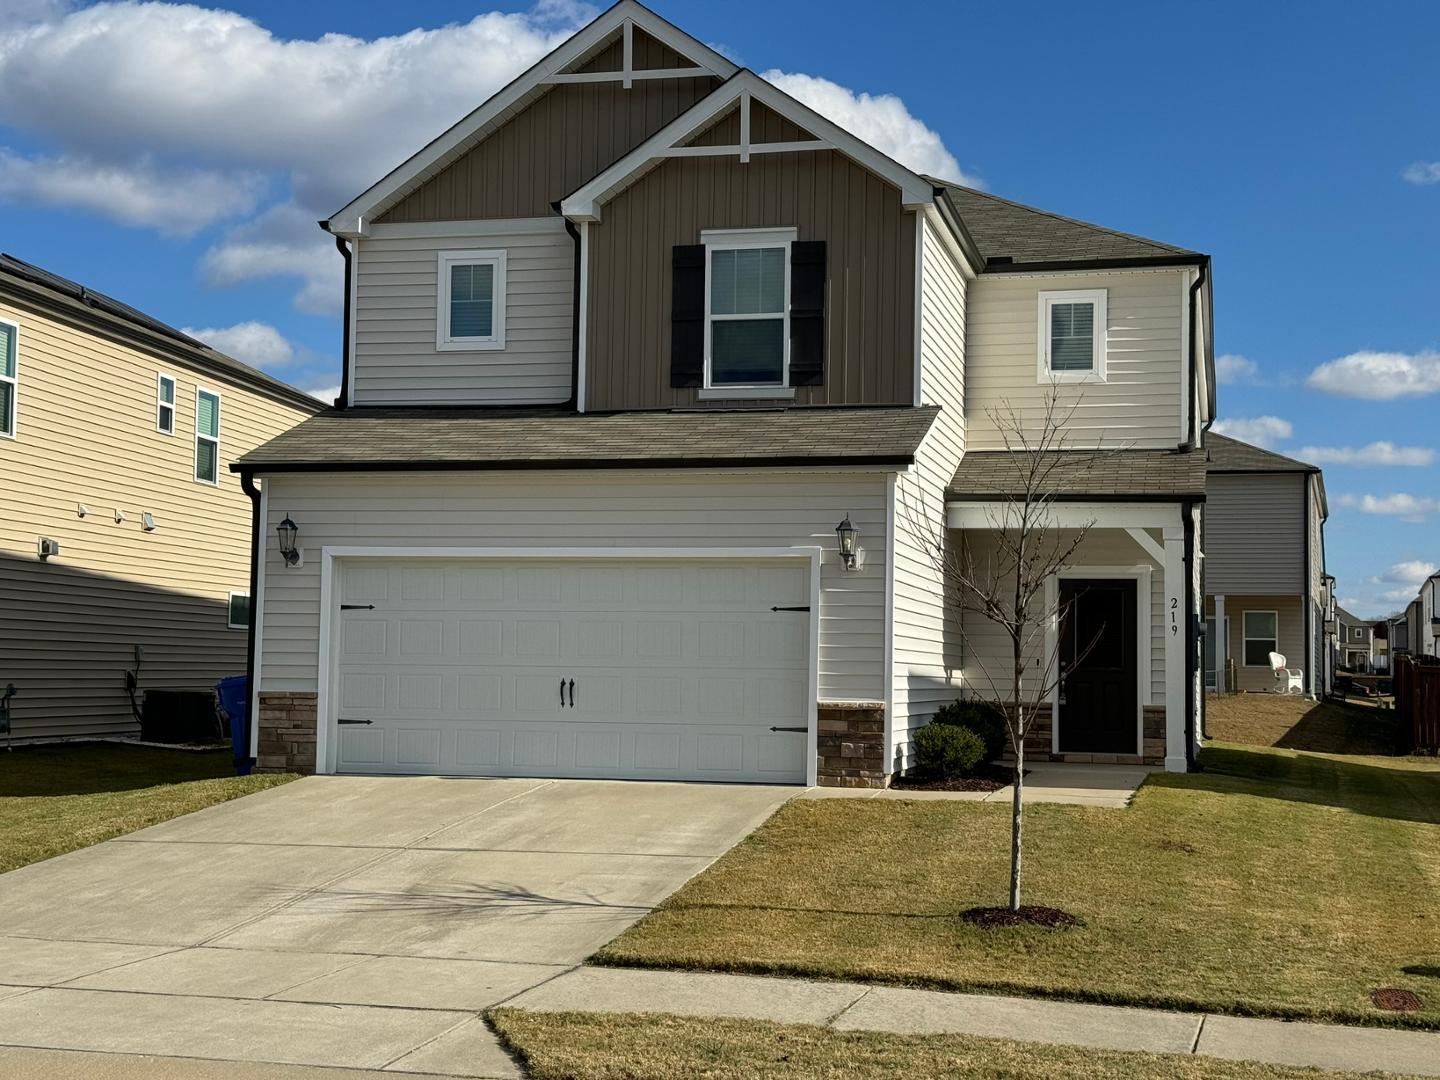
182,320,294,366
1402,161,1440,185
1295,442,1434,467
1215,353,1258,384
1379,560,1439,586
305,384,340,404
761,69,975,185
1211,415,1292,448
201,202,340,315
1306,350,1440,400
0,149,262,235
1334,492,1440,523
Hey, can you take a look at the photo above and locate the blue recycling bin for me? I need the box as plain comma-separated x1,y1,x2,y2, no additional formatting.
215,675,253,775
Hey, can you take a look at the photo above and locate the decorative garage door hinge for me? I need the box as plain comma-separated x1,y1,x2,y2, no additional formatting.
336,718,374,725
769,726,807,733
340,604,375,610
770,605,810,612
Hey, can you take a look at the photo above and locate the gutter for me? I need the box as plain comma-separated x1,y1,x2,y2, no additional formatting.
239,473,263,771
930,187,985,274
233,452,921,476
1302,474,1313,696
982,253,1206,274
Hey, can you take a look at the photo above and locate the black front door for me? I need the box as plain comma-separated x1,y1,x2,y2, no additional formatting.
1058,579,1138,754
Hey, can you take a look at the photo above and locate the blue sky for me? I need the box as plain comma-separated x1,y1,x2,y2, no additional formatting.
1,0,1436,617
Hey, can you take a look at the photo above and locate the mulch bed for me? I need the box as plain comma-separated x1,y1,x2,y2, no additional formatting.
891,764,1018,793
1370,988,1423,1012
961,905,1084,931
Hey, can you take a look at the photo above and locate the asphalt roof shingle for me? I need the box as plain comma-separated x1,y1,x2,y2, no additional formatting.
235,405,939,471
927,179,1200,268
1206,432,1318,473
949,448,1207,500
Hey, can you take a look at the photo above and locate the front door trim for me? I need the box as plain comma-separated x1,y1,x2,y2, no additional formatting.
316,545,823,783
1044,564,1151,757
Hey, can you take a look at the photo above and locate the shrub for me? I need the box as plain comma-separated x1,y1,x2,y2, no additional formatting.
914,722,986,779
932,699,1007,762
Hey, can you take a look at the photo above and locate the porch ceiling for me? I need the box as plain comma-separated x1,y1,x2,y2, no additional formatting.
947,448,1207,502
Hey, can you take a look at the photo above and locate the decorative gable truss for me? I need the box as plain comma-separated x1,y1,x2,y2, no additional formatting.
560,70,937,222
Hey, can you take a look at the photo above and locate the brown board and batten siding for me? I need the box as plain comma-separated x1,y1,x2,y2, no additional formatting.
0,293,317,741
1203,472,1305,595
375,65,721,224
585,150,916,410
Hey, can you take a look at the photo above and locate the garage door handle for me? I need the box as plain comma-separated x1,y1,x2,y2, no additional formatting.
568,679,575,708
560,678,567,708
769,726,807,733
336,718,373,725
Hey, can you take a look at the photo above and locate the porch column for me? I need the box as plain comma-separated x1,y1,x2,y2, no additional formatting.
1214,594,1226,694
1163,525,1187,773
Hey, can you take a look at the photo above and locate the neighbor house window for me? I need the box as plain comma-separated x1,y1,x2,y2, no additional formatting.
0,317,16,438
703,227,794,389
195,388,220,484
227,591,250,630
1243,610,1278,667
437,250,506,351
156,374,176,434
1037,289,1107,382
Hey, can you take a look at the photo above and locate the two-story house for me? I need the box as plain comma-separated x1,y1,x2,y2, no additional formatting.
1335,606,1374,673
1203,435,1327,695
237,1,1213,785
0,254,323,742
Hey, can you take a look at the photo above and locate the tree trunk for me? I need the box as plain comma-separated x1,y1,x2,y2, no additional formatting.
1010,722,1024,912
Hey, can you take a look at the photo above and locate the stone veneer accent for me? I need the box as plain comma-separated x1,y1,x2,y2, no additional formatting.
817,702,888,788
1001,703,1167,767
256,692,318,774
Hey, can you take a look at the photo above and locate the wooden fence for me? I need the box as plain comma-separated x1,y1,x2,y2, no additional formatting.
1394,655,1440,753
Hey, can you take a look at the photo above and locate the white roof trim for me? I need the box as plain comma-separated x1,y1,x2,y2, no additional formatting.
560,70,936,222
326,1,737,236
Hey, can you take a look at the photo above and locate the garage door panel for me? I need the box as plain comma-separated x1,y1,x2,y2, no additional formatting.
332,558,810,783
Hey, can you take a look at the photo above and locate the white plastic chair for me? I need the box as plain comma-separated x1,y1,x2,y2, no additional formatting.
1269,652,1304,694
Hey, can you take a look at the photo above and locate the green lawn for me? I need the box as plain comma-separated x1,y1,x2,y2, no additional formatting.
490,1010,1430,1080
595,743,1440,1028
0,743,297,874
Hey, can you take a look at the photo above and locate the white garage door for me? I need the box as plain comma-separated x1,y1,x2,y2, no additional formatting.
329,557,811,783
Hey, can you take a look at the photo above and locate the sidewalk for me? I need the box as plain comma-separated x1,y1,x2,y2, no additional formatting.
800,763,1153,808
504,967,1440,1077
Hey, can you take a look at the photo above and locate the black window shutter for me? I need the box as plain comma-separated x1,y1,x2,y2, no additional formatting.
789,240,826,386
670,244,705,388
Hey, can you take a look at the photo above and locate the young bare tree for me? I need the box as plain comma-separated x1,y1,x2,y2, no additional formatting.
905,388,1107,914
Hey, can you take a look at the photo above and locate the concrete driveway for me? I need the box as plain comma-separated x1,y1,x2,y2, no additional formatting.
0,776,792,1078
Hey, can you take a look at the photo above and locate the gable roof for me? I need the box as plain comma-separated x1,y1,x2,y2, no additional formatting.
0,254,323,413
326,1,737,236
929,180,1202,270
948,448,1207,501
561,70,935,220
235,405,939,473
1206,432,1318,473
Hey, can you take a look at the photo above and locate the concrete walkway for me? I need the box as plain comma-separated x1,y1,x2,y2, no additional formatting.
0,776,793,1078
505,967,1440,1077
800,763,1154,808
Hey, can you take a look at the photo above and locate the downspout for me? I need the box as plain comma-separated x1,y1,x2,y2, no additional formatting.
1182,259,1209,450
333,233,353,410
1183,498,1199,768
240,471,262,769
1302,475,1312,696
557,201,581,413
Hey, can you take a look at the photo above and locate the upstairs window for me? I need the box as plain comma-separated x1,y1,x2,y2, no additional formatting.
437,250,506,351
195,388,220,484
156,374,176,434
1038,289,1107,383
0,317,16,438
704,228,794,390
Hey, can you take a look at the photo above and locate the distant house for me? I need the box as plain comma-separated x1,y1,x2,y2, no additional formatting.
0,255,324,742
1203,434,1327,695
1387,576,1439,662
1373,621,1389,673
1334,607,1374,673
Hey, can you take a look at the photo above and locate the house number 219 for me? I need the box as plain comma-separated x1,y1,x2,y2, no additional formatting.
1170,596,1179,636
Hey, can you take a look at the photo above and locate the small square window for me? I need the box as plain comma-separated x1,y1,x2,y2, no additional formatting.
157,374,176,434
227,592,251,630
437,250,506,351
1037,289,1107,383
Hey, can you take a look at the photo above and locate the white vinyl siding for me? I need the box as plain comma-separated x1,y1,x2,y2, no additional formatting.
0,316,17,438
257,471,888,705
967,269,1185,449
353,220,572,405
890,214,969,770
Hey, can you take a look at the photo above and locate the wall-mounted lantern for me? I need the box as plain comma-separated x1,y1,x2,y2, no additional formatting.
276,514,301,567
835,514,859,571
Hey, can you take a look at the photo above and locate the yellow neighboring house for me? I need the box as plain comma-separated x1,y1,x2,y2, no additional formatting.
0,254,324,742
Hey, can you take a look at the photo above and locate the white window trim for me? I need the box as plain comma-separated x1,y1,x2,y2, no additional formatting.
227,591,250,630
1242,609,1279,668
0,315,17,440
436,249,507,352
156,372,176,435
1037,288,1107,384
195,386,221,486
701,227,795,394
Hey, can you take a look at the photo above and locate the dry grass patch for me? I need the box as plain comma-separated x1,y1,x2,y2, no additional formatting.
490,1010,1430,1080
596,743,1440,1028
0,743,297,873
1207,695,1399,755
